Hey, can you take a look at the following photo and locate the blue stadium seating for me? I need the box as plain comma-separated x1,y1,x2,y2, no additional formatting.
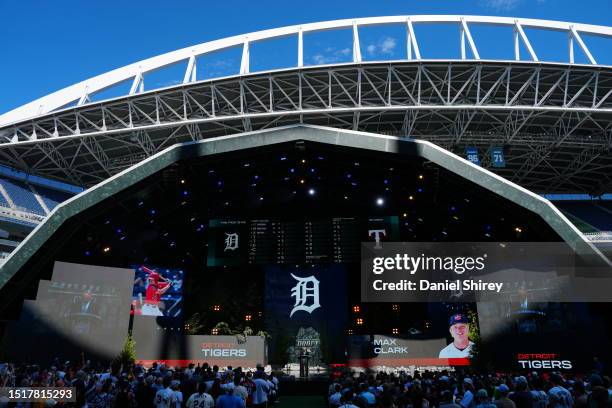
0,176,75,217
0,189,8,208
0,178,45,215
31,185,73,212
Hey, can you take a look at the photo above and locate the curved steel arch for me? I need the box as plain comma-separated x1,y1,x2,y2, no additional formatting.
2,15,612,126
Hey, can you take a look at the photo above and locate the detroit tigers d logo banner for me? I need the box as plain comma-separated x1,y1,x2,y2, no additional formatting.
264,264,347,365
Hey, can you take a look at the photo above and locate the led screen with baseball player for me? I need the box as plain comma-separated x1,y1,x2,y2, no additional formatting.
132,265,183,318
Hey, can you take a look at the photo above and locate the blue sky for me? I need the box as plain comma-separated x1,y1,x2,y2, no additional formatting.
1,0,611,115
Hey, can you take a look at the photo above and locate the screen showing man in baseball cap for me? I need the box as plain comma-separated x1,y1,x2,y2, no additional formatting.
439,313,474,358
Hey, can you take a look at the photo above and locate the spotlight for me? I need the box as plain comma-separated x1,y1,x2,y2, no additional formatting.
376,197,384,206
245,314,252,321
352,305,360,313
392,328,400,335
418,174,424,180
356,318,364,326
103,246,111,253
213,305,221,311
514,226,523,233
300,179,305,184
308,188,315,196
180,179,185,184
409,195,414,201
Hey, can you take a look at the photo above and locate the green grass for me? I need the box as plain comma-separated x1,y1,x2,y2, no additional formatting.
276,395,327,408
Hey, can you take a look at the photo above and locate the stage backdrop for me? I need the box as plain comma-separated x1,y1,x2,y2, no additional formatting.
265,264,347,366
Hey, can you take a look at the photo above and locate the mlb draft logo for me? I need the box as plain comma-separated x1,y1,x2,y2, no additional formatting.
290,274,321,318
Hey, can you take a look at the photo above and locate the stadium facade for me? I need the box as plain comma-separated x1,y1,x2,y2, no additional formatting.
1,15,612,370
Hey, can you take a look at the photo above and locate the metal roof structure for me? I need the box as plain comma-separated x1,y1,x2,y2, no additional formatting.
2,125,609,297
0,16,611,192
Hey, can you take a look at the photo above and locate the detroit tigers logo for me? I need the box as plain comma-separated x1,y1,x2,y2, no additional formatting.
290,274,321,318
224,232,239,251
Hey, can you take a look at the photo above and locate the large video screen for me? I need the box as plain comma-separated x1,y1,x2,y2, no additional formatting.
3,262,134,363
347,305,478,367
477,301,610,369
207,216,399,266
131,265,184,318
132,316,267,367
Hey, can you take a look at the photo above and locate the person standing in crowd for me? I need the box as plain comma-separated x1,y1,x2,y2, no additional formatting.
548,374,574,408
330,384,343,407
529,376,549,408
509,376,533,408
474,389,497,408
460,378,476,408
339,390,360,408
216,384,245,408
252,371,270,408
187,382,215,408
233,374,249,404
170,379,183,408
359,382,376,406
154,377,176,408
439,390,462,408
135,375,157,408
494,384,516,408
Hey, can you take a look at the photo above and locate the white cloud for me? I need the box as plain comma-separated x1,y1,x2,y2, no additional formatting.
380,37,397,54
365,36,397,57
312,54,328,64
311,46,353,65
482,0,522,11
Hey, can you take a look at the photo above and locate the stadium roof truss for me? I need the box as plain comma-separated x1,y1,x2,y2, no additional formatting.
1,16,612,193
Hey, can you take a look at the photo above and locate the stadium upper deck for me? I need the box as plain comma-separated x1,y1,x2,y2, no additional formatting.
0,16,611,193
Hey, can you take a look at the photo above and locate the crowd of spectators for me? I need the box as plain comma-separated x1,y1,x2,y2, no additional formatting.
327,370,612,408
0,359,279,407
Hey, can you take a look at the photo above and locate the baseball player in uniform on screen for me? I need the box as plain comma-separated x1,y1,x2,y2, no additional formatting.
140,266,172,316
439,313,474,358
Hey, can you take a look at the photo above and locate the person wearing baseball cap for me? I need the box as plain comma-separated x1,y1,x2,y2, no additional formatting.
439,314,474,358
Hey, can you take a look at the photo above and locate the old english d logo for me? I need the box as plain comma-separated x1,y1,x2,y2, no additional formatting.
290,274,321,317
